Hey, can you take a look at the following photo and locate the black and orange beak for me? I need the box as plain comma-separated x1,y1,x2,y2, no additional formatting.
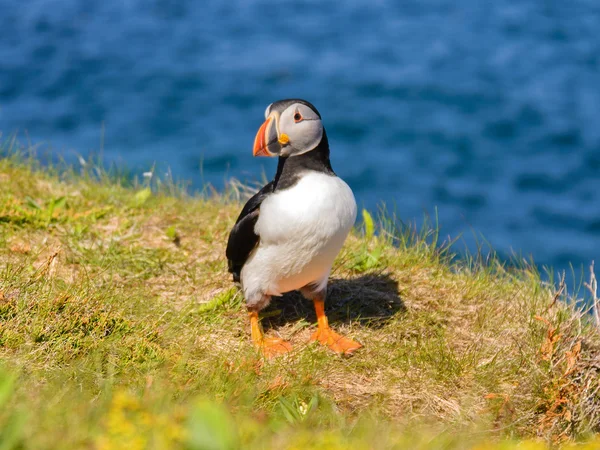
252,115,280,157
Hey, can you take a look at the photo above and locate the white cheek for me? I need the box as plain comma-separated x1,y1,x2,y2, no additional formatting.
277,104,324,155
290,121,323,153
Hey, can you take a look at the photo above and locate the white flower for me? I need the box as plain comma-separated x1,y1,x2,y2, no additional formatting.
298,400,308,416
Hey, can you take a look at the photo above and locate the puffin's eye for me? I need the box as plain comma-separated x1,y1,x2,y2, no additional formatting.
293,112,303,122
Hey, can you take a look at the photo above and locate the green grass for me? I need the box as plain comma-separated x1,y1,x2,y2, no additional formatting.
1,144,600,449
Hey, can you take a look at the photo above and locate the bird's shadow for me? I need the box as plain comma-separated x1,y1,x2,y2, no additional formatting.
262,272,405,331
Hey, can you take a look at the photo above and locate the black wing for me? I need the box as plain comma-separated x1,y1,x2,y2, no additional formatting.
226,182,274,282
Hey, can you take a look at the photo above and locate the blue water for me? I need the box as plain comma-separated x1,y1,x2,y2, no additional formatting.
1,0,599,276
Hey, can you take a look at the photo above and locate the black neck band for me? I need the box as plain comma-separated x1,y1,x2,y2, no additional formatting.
272,130,335,191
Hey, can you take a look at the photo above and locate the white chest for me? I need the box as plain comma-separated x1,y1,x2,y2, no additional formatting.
256,172,357,247
242,171,357,296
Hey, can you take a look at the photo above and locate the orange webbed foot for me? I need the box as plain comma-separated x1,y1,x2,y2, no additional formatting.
249,310,292,358
310,327,362,355
310,297,362,355
258,337,293,358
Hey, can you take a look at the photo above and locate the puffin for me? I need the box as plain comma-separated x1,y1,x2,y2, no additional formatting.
226,99,361,357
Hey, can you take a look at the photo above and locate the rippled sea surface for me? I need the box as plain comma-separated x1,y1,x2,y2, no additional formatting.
1,0,599,274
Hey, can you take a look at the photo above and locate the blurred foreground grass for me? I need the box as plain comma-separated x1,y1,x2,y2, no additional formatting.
1,143,599,449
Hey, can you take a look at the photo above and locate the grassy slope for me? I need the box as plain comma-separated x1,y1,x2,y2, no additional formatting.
0,149,599,449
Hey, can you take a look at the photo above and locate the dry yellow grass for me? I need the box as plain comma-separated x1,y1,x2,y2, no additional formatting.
0,146,599,448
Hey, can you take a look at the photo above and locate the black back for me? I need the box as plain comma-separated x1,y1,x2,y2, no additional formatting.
226,181,274,282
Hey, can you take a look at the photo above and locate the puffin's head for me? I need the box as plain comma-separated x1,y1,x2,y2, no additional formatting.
253,99,324,158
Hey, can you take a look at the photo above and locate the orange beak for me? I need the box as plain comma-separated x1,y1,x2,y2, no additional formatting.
253,117,274,157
